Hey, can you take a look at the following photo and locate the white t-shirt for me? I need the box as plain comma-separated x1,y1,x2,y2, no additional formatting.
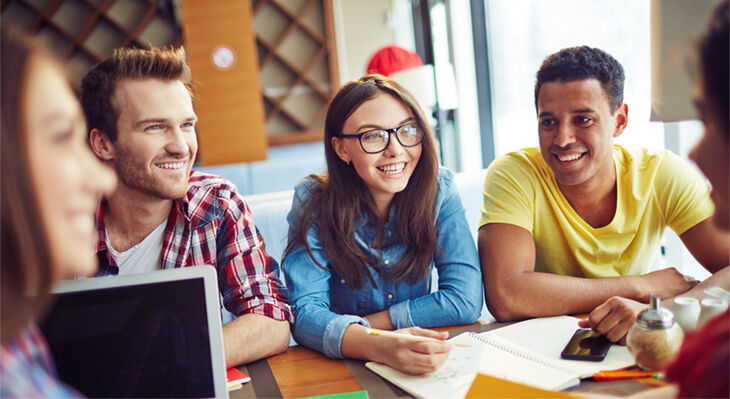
106,218,167,275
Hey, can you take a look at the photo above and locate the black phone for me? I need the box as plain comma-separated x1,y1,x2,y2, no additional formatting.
560,328,611,361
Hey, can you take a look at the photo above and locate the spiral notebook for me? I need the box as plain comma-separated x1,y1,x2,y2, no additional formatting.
365,316,634,399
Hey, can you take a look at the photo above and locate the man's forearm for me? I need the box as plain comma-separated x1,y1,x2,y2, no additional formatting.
488,265,699,321
663,266,730,308
488,271,645,320
222,313,290,367
579,266,729,343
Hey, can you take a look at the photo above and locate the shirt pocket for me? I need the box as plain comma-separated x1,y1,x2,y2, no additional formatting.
329,272,369,316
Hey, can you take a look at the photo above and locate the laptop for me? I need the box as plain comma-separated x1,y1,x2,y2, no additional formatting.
39,266,228,398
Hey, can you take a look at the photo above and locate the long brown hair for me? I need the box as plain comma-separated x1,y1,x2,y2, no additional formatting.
283,75,440,290
0,29,55,341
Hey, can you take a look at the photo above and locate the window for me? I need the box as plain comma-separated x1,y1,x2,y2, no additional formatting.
484,0,664,156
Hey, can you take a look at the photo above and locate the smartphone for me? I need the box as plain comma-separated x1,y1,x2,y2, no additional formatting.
560,328,611,361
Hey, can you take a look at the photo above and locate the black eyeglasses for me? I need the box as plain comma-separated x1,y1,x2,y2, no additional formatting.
340,123,423,154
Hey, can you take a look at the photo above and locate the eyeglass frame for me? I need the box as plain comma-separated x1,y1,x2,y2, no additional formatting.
340,122,424,154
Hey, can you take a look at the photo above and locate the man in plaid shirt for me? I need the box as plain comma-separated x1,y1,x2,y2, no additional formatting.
80,46,293,367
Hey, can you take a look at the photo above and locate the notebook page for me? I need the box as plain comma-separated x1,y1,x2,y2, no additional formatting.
481,315,635,377
365,332,579,399
468,333,579,390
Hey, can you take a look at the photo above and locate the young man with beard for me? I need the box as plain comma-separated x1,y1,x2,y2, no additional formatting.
81,47,292,367
479,46,729,339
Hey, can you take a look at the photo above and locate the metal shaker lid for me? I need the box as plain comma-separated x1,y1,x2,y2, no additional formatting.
636,295,675,329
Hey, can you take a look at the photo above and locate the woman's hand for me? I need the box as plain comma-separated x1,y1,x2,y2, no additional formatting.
376,327,452,375
342,324,452,375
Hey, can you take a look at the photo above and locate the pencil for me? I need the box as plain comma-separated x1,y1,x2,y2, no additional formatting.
365,328,470,347
592,370,664,381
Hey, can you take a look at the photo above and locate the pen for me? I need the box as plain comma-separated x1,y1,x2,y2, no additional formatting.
365,328,469,347
592,370,664,381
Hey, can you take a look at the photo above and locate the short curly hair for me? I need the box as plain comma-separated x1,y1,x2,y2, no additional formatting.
534,46,625,113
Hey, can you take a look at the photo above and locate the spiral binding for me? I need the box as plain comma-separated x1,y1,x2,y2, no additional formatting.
467,332,577,376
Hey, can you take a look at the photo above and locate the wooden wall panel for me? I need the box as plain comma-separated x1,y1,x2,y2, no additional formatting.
253,0,338,145
178,0,267,165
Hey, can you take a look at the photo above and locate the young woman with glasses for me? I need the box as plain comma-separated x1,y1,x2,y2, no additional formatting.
0,29,116,396
282,74,482,375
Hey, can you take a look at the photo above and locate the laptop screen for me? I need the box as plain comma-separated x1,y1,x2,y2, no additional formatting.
40,274,219,398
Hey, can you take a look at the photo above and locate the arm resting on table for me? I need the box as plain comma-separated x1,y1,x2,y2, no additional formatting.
664,266,730,307
478,223,698,321
579,267,729,343
223,313,290,367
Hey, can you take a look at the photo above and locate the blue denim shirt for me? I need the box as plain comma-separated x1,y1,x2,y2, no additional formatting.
282,167,483,359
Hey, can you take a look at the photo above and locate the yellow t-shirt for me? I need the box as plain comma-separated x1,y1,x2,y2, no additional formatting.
479,145,714,278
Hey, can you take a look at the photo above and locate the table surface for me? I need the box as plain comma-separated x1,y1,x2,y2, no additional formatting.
230,321,665,398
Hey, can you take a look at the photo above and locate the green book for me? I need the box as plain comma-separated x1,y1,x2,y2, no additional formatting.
299,390,369,399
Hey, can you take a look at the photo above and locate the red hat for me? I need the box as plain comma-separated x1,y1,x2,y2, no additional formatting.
367,45,424,77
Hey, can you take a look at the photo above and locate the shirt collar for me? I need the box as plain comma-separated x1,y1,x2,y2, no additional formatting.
95,196,185,252
95,200,108,254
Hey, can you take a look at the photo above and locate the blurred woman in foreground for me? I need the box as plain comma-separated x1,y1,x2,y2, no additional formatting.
627,3,729,398
662,3,730,396
0,29,116,397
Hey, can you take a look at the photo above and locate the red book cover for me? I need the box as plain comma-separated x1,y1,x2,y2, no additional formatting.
226,367,251,389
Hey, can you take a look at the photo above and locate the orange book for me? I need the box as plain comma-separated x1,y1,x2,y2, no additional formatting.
466,374,583,398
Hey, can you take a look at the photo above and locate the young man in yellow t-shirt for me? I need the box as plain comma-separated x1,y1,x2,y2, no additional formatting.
478,46,730,341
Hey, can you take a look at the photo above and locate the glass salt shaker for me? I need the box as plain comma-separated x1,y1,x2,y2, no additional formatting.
626,295,684,370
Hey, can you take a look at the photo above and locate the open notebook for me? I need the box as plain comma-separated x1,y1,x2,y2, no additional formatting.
365,316,635,399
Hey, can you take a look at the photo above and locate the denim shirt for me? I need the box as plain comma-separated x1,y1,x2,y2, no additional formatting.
282,167,483,359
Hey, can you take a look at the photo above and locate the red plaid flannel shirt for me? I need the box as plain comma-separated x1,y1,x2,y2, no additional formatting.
95,171,293,323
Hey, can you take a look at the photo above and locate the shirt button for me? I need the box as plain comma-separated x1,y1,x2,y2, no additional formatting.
384,259,390,265
340,279,346,284
387,294,393,299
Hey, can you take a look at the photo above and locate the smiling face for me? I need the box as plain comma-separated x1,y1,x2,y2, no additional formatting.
25,56,117,278
331,93,422,213
108,78,198,200
690,80,730,231
537,79,628,192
